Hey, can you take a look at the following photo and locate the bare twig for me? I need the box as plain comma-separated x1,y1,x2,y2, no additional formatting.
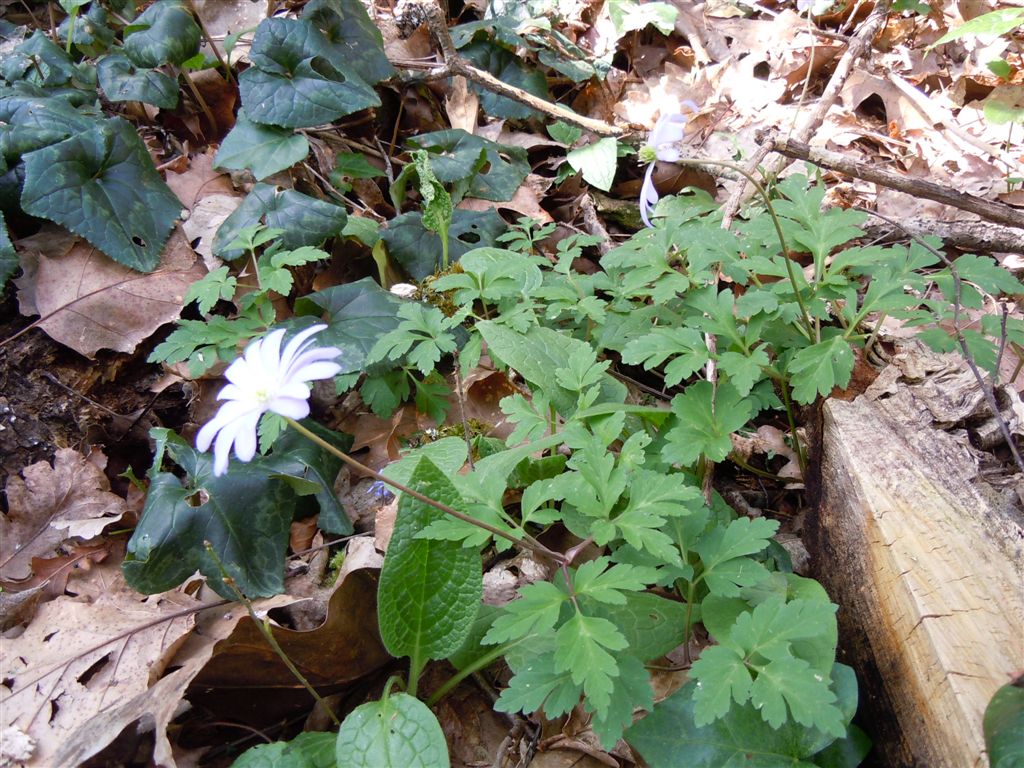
763,134,1024,229
404,0,622,137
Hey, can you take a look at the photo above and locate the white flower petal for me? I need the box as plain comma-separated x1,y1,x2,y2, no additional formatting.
212,418,245,476
293,360,342,382
231,410,262,464
197,399,260,451
257,329,287,375
280,324,328,370
640,163,659,228
268,396,311,420
275,381,312,402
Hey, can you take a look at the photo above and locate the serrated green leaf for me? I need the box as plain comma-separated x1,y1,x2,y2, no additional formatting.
301,0,395,84
184,265,236,314
953,253,1024,294
930,7,1024,47
495,648,581,717
621,327,709,387
696,516,779,597
983,84,1024,125
368,302,458,375
97,54,178,109
553,612,627,712
123,430,295,598
360,370,410,417
584,591,689,661
410,130,529,202
215,111,310,180
718,348,769,396
382,209,507,280
239,18,380,129
378,457,482,665
589,654,654,749
606,0,678,36
483,581,567,644
751,656,843,736
787,335,855,404
566,137,618,192
295,277,406,376
662,381,753,465
335,692,449,768
214,183,347,258
413,373,451,423
547,121,582,145
124,0,200,67
232,732,336,768
690,644,753,720
21,117,181,272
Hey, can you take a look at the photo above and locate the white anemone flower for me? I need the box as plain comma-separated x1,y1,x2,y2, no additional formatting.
196,324,342,476
639,103,699,228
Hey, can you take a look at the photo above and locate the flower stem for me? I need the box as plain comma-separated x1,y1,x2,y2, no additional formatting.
282,418,567,566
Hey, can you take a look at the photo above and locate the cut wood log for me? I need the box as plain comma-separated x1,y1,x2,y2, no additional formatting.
812,349,1024,767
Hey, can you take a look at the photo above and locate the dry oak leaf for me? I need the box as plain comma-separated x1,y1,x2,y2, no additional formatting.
0,570,203,768
0,448,127,582
14,225,205,358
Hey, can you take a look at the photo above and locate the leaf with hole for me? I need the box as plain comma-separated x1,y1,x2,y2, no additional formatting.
382,209,507,280
20,117,182,272
409,129,529,202
302,0,394,84
239,18,379,129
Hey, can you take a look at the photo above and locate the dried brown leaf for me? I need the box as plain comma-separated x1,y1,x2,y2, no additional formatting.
14,227,206,358
0,449,126,582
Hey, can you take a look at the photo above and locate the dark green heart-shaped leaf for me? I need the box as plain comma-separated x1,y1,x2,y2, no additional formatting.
0,212,16,285
59,4,115,55
213,183,347,258
0,91,97,163
295,277,406,376
123,430,296,598
97,54,178,109
214,110,310,180
460,39,549,119
336,691,449,768
239,17,379,129
302,0,394,84
261,420,353,535
378,457,481,664
985,682,1024,768
382,209,507,280
1,31,79,87
21,117,181,272
123,0,201,67
409,129,529,202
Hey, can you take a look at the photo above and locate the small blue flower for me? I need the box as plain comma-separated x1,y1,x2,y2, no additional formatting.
368,480,394,502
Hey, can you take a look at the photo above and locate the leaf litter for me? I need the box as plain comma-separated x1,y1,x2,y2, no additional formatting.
1,0,1022,764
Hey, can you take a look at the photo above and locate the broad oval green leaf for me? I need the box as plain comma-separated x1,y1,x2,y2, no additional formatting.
335,692,449,768
213,183,347,259
985,681,1024,768
460,39,549,119
377,457,482,664
239,18,380,128
214,111,310,180
97,54,178,109
566,137,618,192
21,117,181,272
123,0,201,67
232,732,336,768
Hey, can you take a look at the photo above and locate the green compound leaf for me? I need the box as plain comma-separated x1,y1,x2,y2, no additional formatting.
239,17,379,129
123,430,294,599
553,612,628,713
984,681,1024,768
930,7,1024,47
695,516,778,598
583,591,689,662
787,334,855,405
497,646,582,718
215,111,310,180
97,54,178,109
662,381,753,466
368,302,458,376
232,732,336,768
621,326,710,388
302,0,395,84
123,0,201,67
336,691,449,768
483,581,567,644
409,129,529,202
626,679,853,768
566,137,619,192
295,277,406,376
0,212,16,285
214,183,347,259
382,209,507,280
21,117,181,272
377,457,482,667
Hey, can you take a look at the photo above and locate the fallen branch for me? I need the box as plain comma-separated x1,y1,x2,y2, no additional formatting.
760,133,1024,229
400,0,622,137
861,218,1024,254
